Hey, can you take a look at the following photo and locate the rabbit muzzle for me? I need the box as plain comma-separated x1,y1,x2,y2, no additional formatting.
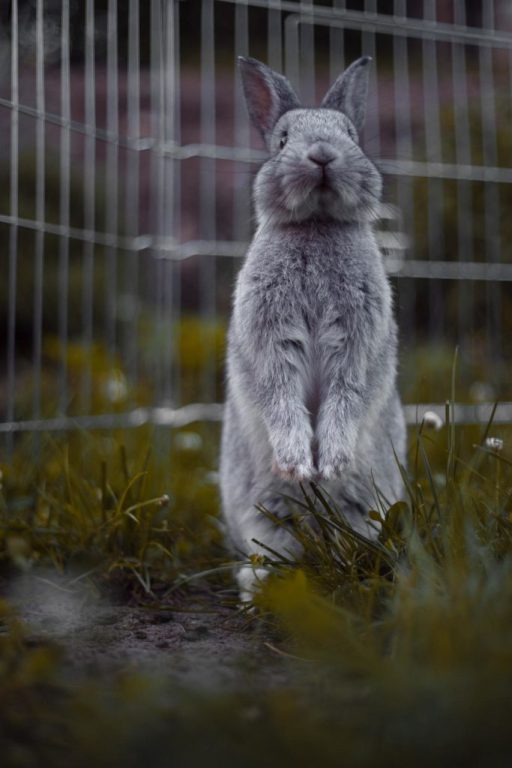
307,141,336,168
307,142,337,189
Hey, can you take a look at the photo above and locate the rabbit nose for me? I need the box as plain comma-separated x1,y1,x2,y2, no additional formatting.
307,143,335,167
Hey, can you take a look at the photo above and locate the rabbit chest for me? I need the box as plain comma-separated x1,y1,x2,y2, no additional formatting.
242,224,385,421
293,249,374,419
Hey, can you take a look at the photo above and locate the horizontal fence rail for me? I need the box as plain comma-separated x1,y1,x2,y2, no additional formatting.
0,402,510,434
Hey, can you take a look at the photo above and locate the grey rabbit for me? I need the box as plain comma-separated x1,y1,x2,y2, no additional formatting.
220,55,407,602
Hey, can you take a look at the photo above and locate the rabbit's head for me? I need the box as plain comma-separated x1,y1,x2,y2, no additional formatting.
239,56,382,225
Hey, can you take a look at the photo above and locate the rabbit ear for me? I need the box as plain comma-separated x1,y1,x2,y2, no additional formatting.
321,56,372,135
238,57,301,143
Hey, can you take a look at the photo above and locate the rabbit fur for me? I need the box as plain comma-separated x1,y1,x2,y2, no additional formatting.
220,56,406,601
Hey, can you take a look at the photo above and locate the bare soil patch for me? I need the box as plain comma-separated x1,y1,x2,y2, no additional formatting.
4,572,291,690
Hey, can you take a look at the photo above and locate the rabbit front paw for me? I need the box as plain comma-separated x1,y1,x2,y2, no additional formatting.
271,441,315,482
317,445,353,481
272,459,316,482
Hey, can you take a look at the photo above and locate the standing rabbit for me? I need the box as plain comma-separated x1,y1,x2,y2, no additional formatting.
220,56,406,602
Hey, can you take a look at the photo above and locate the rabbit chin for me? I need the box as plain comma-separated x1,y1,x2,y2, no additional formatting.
256,177,379,225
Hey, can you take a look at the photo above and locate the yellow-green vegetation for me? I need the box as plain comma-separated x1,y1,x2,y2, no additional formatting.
1,381,512,766
399,341,512,403
0,424,223,591
6,315,226,422
138,314,227,404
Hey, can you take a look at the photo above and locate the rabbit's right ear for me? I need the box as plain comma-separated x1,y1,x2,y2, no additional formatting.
238,57,300,145
321,56,372,135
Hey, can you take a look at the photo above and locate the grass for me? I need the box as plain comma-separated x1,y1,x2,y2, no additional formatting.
1,373,512,766
0,423,224,595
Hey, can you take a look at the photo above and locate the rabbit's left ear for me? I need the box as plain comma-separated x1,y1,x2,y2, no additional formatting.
321,56,372,135
238,57,301,145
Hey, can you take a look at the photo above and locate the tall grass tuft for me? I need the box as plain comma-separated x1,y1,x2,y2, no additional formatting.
0,424,223,594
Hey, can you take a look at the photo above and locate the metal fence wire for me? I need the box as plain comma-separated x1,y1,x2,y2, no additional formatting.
1,0,512,455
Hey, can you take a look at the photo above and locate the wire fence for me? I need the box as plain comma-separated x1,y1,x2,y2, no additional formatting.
1,0,512,457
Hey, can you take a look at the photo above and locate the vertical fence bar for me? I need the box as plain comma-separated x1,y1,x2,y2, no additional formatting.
151,0,165,406
58,0,71,416
164,2,174,410
232,0,250,359
479,3,502,388
268,0,282,72
329,0,346,81
163,0,177,405
393,0,415,357
452,2,473,382
33,0,45,434
6,0,19,457
200,0,216,402
285,10,300,87
362,0,380,156
233,0,250,249
171,0,182,407
300,0,315,104
422,0,444,344
82,0,96,411
125,0,140,393
106,0,119,361
508,44,512,373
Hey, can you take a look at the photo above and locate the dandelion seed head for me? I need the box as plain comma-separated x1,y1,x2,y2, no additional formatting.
104,370,128,403
485,437,504,452
422,411,443,431
175,432,203,451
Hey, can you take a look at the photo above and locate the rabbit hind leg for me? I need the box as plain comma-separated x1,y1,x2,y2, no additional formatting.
234,496,302,604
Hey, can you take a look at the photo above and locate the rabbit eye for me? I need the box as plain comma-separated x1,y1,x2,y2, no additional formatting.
279,132,288,149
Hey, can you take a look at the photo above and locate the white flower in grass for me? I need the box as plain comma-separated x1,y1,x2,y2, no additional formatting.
175,431,202,451
421,410,443,431
104,369,128,403
485,437,504,452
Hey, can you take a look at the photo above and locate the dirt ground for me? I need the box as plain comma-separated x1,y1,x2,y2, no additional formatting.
4,571,292,690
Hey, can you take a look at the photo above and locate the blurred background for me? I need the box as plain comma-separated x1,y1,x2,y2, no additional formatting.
1,0,512,455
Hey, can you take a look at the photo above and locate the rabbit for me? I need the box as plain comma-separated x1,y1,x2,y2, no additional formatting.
220,55,407,602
